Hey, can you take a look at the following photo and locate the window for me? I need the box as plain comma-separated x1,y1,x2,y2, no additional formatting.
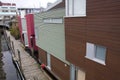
43,18,63,23
95,45,106,61
86,43,106,65
2,10,8,12
11,10,16,12
10,7,16,9
1,7,8,9
66,0,86,17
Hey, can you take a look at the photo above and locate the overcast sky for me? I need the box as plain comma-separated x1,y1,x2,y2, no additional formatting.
0,0,57,8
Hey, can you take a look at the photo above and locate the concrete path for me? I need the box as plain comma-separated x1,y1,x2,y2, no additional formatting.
6,31,51,80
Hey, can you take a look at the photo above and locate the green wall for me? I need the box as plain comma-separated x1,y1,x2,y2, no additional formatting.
34,8,69,64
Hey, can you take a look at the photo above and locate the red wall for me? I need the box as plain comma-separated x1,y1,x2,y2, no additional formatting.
17,16,23,42
25,14,38,51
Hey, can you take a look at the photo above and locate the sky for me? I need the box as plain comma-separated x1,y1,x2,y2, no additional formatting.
0,0,57,8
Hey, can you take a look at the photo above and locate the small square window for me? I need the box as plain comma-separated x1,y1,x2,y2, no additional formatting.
85,43,106,65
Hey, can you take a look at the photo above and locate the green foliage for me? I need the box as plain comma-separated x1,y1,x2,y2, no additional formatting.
10,26,20,40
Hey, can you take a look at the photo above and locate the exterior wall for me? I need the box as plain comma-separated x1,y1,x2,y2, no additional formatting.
38,47,47,65
34,8,70,79
65,0,120,80
38,47,70,80
51,55,70,80
25,14,38,51
34,8,68,64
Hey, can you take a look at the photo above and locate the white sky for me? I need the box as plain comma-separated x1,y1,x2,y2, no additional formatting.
0,0,57,8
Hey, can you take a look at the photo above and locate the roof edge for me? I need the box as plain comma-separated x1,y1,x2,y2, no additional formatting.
45,0,63,11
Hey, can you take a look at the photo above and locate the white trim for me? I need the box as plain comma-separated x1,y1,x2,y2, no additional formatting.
45,0,63,11
22,31,27,33
65,0,68,16
64,15,86,18
66,0,86,17
85,42,106,65
43,18,63,23
25,45,29,47
85,56,106,65
93,58,105,65
47,66,51,70
0,12,16,15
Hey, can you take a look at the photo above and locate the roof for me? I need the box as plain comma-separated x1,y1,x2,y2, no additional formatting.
45,0,63,11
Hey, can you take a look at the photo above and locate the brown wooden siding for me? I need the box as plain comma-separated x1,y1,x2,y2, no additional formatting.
51,55,70,80
38,48,47,65
65,0,120,80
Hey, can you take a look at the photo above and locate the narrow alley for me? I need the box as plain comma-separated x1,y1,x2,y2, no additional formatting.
5,30,51,80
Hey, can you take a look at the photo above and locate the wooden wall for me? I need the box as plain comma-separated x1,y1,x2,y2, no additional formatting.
38,47,70,80
51,55,70,80
38,48,47,65
65,0,120,80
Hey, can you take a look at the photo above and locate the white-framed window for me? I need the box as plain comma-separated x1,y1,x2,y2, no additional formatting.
66,0,86,17
85,43,106,65
43,18,63,23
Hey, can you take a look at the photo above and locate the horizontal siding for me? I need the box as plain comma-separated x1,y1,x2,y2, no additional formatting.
65,0,120,80
38,48,47,65
51,55,70,80
34,9,69,64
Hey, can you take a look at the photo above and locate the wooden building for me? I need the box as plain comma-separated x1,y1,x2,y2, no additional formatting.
34,0,70,80
65,0,120,80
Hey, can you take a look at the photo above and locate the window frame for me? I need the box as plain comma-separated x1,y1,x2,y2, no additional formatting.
66,0,86,17
43,18,63,24
94,45,106,61
85,43,106,65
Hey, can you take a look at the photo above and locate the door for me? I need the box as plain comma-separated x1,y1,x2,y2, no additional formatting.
76,68,86,80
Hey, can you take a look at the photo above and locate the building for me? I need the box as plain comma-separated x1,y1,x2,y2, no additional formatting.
25,14,38,58
65,0,120,80
0,1,16,25
34,0,70,80
18,7,44,18
17,7,43,48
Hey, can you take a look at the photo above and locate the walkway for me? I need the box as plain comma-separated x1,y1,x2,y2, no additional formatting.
6,30,51,80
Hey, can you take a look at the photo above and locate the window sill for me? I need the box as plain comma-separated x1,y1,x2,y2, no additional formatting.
85,56,106,65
